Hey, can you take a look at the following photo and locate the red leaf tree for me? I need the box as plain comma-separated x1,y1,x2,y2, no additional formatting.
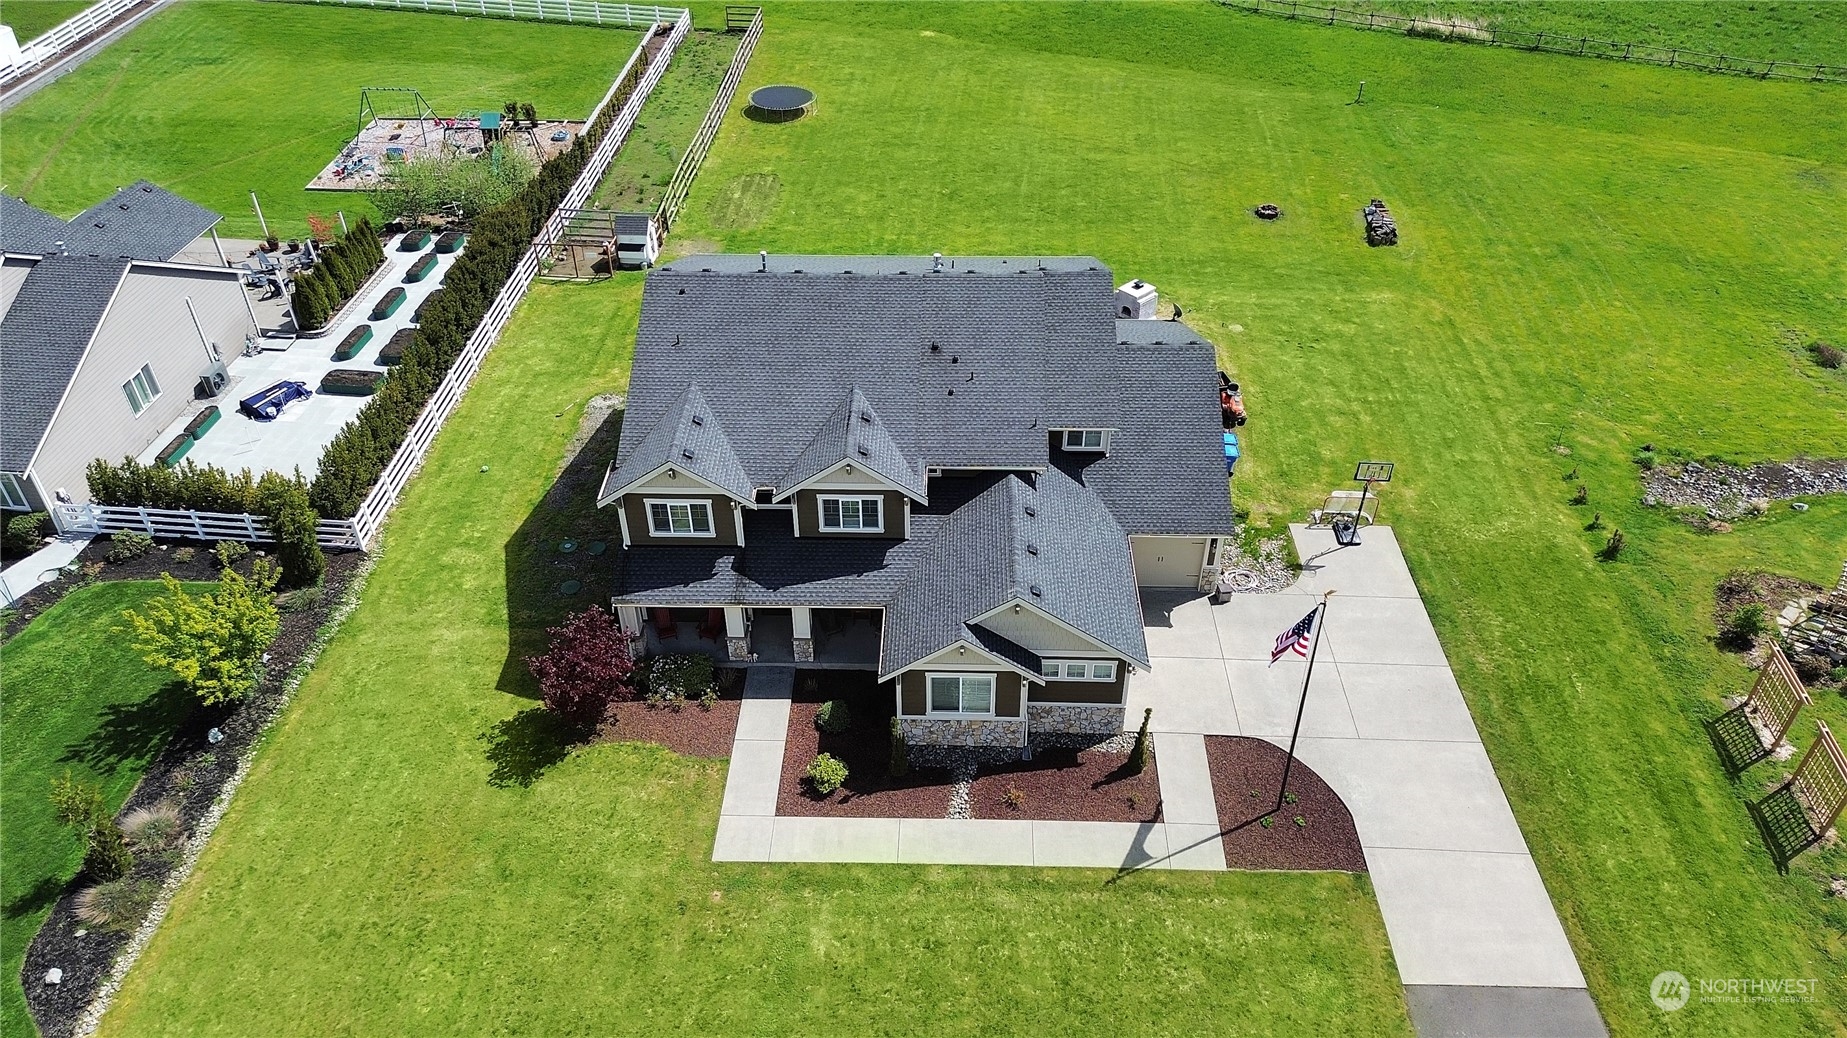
526,606,637,729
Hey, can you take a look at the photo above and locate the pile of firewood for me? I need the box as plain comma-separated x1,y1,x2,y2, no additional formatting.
1363,198,1398,246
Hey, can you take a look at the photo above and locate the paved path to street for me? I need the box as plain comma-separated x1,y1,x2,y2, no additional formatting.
1129,525,1605,1038
0,533,92,605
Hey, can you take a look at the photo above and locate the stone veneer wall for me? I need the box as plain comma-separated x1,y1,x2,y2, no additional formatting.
1028,703,1126,735
900,717,1027,748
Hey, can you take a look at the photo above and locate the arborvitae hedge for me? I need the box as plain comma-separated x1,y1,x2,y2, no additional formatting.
290,222,386,332
87,458,310,515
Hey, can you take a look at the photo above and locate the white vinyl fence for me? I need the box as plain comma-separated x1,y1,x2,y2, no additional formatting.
280,0,682,28
54,503,360,549
0,0,146,86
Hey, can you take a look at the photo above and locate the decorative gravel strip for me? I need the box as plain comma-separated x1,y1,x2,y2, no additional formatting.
1642,457,1847,517
1214,535,1296,594
48,551,378,1038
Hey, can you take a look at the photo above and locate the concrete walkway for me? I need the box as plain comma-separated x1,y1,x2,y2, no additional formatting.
711,669,1228,871
1128,525,1605,1038
0,534,92,606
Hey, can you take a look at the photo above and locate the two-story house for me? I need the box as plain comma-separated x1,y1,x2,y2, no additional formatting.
600,254,1232,749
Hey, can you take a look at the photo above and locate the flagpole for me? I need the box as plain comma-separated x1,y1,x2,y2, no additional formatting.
1275,591,1334,816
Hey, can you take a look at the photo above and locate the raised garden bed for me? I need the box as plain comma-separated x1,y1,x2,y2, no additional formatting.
413,289,445,324
405,252,438,283
182,406,219,440
398,228,431,251
435,230,465,254
378,328,415,367
16,543,367,1038
369,287,405,320
320,369,386,396
778,671,952,818
332,324,373,362
155,434,192,468
1203,735,1365,871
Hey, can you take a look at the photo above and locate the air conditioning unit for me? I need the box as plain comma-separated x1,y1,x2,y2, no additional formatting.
196,362,230,399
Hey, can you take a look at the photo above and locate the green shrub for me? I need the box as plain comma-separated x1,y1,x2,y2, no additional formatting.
1722,603,1767,647
173,546,197,563
815,699,851,734
258,477,325,589
1634,450,1657,470
214,540,250,569
50,773,133,880
276,585,326,613
86,458,310,515
122,561,282,705
121,802,183,852
74,878,157,932
889,717,908,778
806,753,848,795
1811,340,1843,369
1599,528,1626,561
1128,707,1152,774
4,511,49,557
105,530,155,562
646,653,716,704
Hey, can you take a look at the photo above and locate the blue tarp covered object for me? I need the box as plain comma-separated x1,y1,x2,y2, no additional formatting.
239,380,313,422
1223,431,1240,475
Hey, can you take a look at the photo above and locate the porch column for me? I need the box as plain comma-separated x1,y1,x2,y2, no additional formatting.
724,606,749,661
615,604,642,638
791,606,814,663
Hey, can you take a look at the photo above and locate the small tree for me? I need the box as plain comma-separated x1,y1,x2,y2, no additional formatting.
526,606,637,729
50,773,132,880
258,476,325,589
1128,708,1152,774
1599,528,1626,561
520,101,537,125
123,560,282,705
888,717,909,778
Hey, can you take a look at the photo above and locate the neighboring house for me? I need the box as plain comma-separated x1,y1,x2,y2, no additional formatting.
0,183,258,512
600,254,1233,749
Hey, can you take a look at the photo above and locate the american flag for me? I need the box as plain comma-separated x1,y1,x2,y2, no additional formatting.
1271,609,1318,664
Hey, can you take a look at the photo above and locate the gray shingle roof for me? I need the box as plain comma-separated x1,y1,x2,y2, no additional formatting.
778,388,926,500
599,383,755,503
1,196,69,254
0,255,131,472
63,181,220,261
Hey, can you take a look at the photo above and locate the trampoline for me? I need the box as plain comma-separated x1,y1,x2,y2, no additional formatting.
747,84,815,122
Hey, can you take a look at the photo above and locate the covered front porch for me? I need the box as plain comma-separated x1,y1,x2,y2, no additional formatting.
620,605,880,669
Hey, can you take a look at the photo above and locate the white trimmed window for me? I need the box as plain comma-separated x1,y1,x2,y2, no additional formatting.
927,673,995,717
819,495,882,532
1061,429,1107,451
1040,659,1117,682
0,473,30,511
122,364,160,415
646,498,714,537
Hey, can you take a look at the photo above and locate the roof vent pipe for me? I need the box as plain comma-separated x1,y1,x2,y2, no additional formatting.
54,240,66,256
932,252,943,271
759,249,768,272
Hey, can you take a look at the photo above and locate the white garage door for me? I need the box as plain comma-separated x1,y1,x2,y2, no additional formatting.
1131,537,1207,588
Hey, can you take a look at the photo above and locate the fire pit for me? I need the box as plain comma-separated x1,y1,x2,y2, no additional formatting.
1254,204,1281,220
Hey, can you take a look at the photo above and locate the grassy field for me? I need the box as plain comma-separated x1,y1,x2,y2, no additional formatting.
1,581,211,1038
1,0,91,42
93,275,1413,1037
47,1,1847,1035
1342,1,1847,66
0,2,639,238
593,29,739,212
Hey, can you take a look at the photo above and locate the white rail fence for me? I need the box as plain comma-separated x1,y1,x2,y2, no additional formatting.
344,11,689,547
54,503,360,549
0,0,146,86
280,0,682,28
53,9,690,552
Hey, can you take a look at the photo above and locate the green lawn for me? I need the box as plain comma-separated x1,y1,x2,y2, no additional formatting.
0,2,640,238
1340,1,1847,66
93,275,1412,1037
1,580,211,1038
593,29,740,212
1,0,91,42
52,1,1847,1035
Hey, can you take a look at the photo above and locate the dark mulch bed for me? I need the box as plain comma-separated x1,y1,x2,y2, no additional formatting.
20,536,366,1038
968,744,1162,823
1203,736,1366,872
4,536,276,641
777,671,952,818
1713,569,1824,651
599,696,741,758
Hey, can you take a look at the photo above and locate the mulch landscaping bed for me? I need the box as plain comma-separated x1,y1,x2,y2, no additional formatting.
599,695,741,758
1203,735,1366,872
19,536,366,1038
968,744,1162,823
777,671,952,818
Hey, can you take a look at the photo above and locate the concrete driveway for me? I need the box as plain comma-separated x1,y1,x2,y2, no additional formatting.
1127,525,1607,1038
